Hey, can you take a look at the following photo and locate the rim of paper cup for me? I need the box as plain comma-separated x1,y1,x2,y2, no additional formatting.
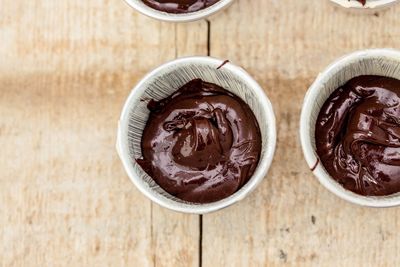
123,0,234,22
300,48,400,208
117,56,276,214
329,0,398,9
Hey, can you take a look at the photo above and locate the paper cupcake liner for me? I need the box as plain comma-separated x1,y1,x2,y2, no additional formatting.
329,0,398,10
300,49,400,208
124,0,234,22
117,56,276,214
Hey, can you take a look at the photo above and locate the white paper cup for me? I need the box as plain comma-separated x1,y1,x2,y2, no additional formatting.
300,49,400,208
117,57,276,214
329,0,398,10
123,0,234,22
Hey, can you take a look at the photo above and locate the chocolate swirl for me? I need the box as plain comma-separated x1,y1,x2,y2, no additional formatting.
316,75,400,196
137,79,261,203
142,0,219,14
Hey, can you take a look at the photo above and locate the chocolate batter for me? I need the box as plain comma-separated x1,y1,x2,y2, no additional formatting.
316,75,400,196
142,0,219,13
137,79,262,203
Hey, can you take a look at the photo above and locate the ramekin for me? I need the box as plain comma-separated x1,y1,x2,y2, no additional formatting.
123,0,234,22
300,49,400,208
117,57,276,214
329,0,398,10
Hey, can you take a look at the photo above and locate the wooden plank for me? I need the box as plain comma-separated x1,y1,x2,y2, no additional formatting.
0,0,207,266
204,1,400,266
150,22,208,267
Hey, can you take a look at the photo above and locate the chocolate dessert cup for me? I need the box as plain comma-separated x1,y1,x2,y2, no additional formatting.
124,0,234,22
117,57,276,213
300,49,400,207
329,0,398,10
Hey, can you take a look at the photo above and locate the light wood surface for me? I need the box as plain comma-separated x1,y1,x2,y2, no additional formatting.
0,0,399,266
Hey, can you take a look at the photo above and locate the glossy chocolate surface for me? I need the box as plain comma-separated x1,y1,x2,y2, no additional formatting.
316,75,400,196
142,0,219,14
138,79,262,203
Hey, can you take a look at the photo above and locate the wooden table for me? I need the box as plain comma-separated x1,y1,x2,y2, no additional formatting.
1,0,400,266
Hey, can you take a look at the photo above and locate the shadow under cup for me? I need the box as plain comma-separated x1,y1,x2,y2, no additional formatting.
117,57,276,214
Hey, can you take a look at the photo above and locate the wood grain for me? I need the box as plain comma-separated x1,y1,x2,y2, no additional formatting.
1,0,400,266
204,1,400,267
0,0,207,266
